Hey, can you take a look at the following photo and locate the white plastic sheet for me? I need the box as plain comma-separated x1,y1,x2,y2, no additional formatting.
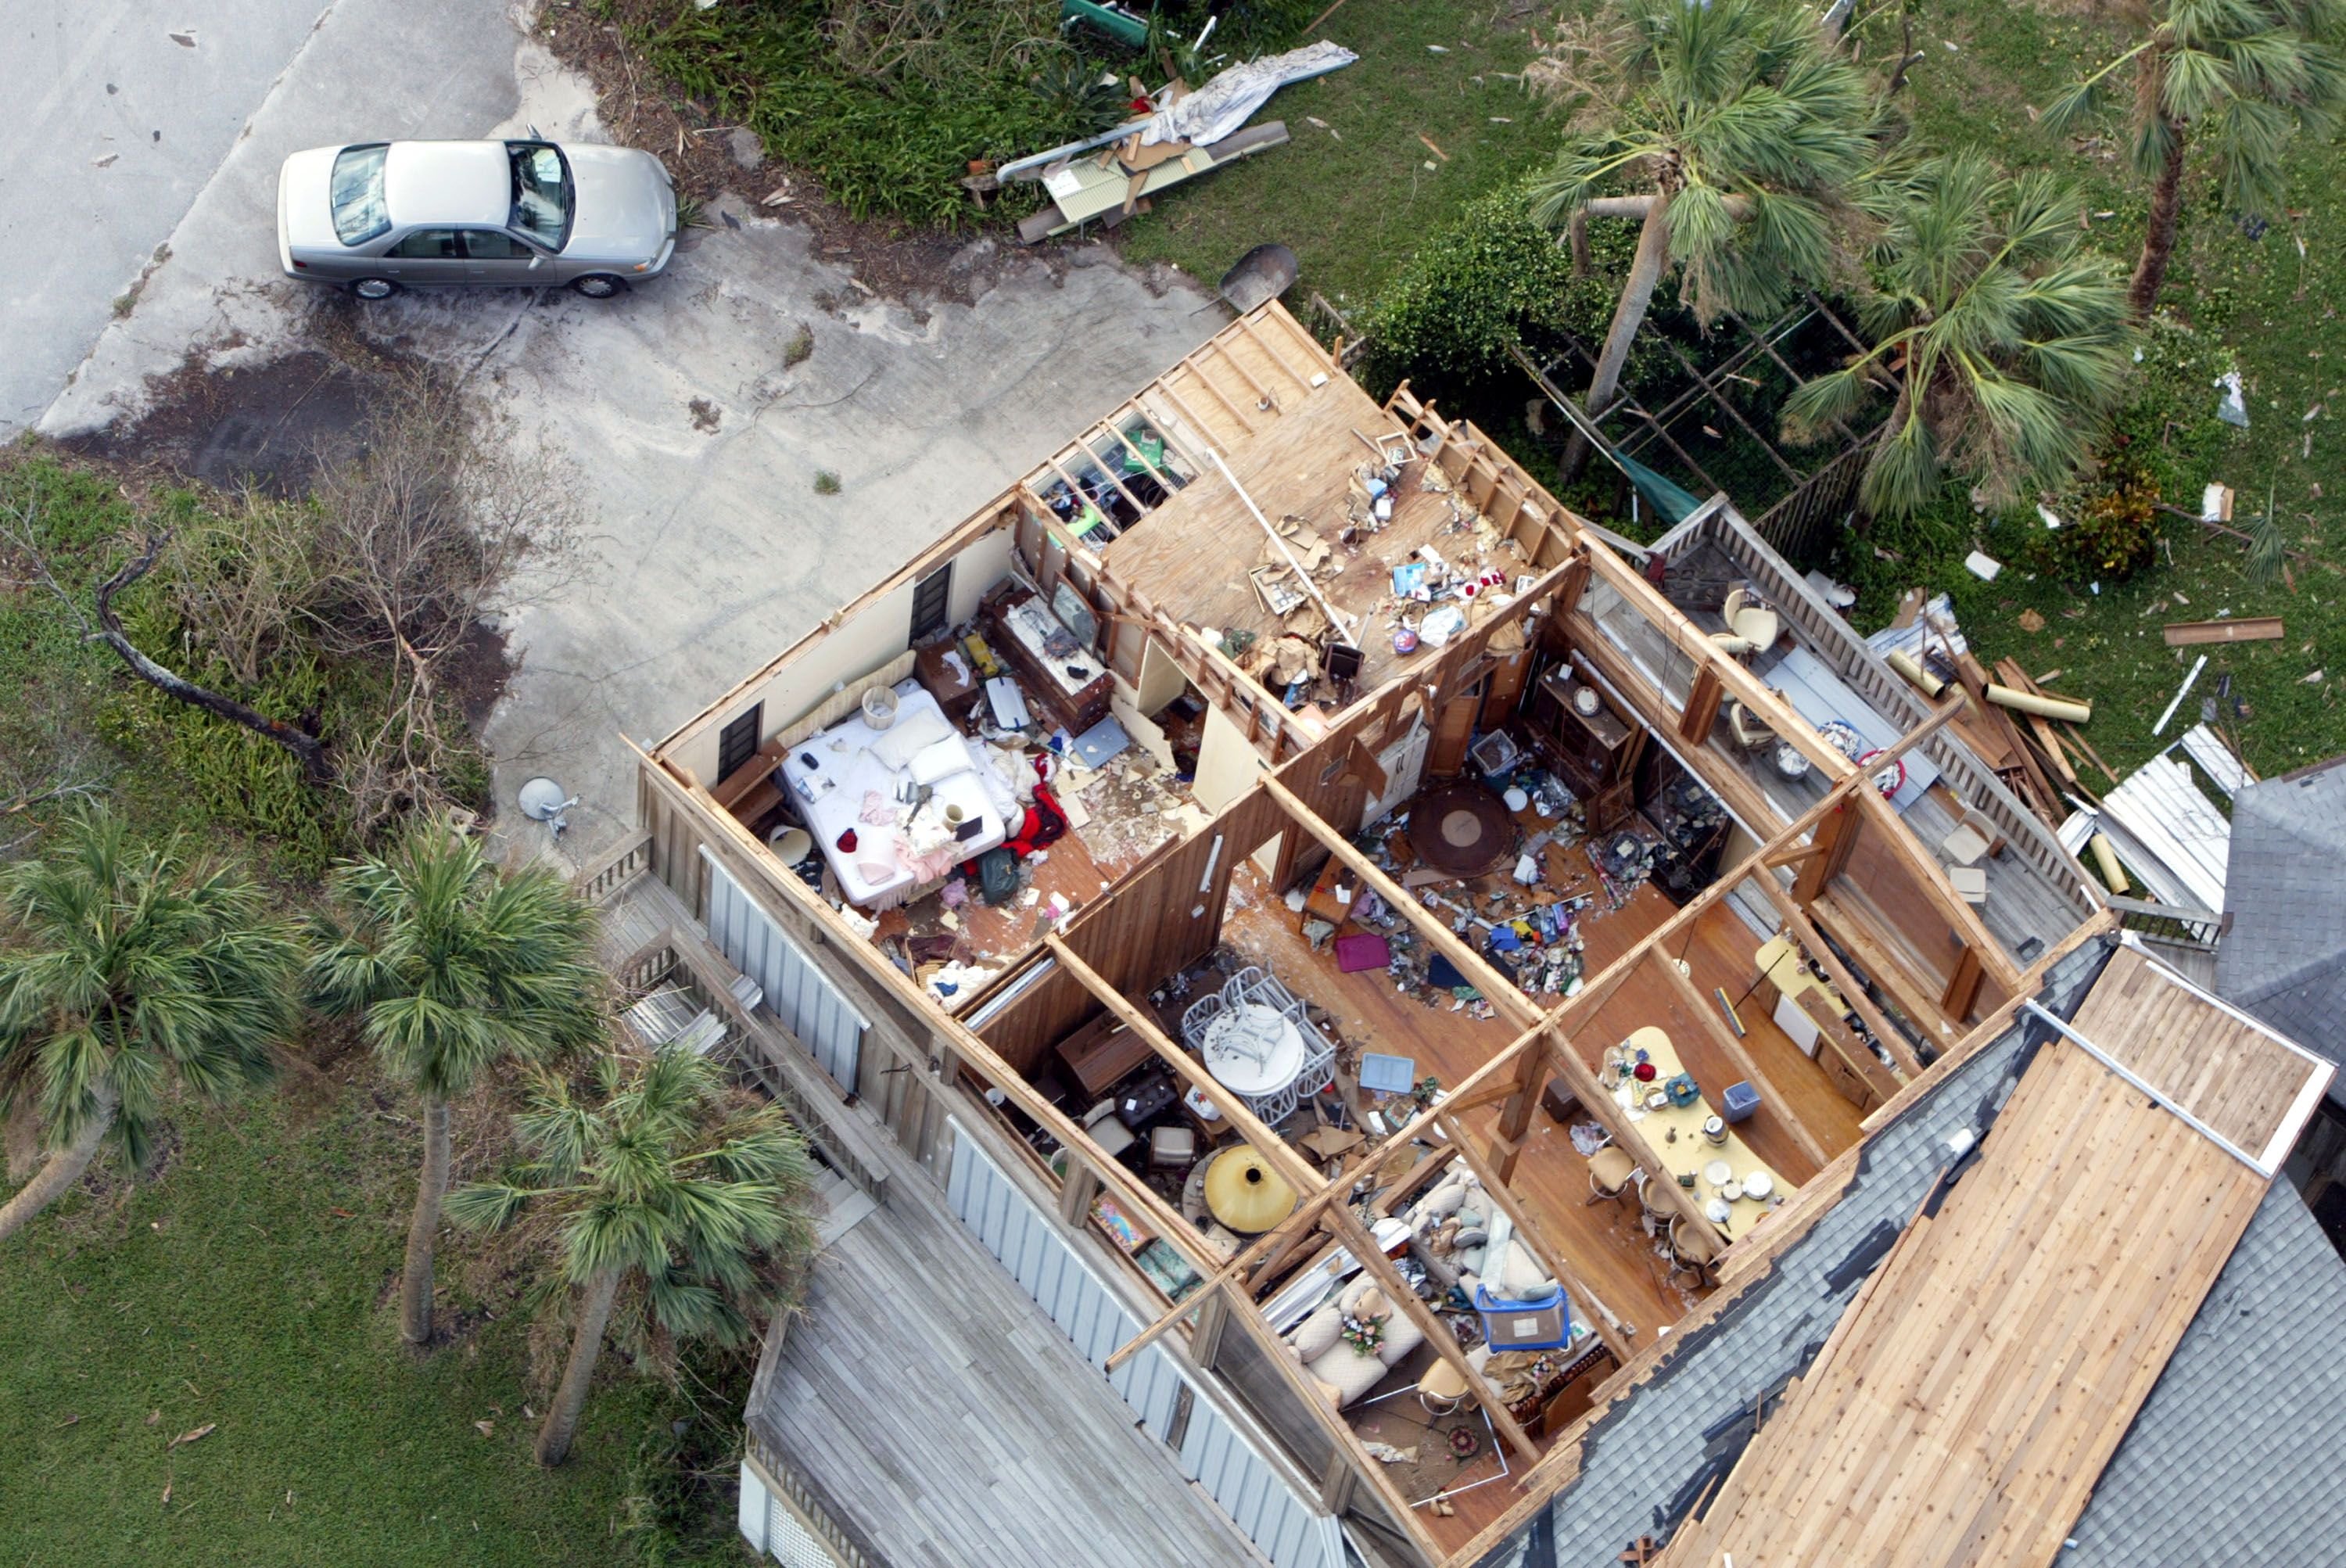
1139,41,1358,147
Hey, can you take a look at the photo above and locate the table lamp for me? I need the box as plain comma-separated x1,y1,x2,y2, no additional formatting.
1203,1148,1297,1233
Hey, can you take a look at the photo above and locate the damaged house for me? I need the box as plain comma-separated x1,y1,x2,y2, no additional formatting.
582,302,2346,1567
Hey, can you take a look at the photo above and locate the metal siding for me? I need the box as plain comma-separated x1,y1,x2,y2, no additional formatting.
698,849,866,1089
942,1123,1340,1568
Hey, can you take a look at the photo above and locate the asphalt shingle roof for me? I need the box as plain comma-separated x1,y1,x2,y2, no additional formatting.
2063,1178,2346,1567
1480,935,2346,1568
2217,762,2346,1099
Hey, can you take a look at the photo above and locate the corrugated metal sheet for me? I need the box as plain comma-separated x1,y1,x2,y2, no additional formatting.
2100,754,2230,912
944,1121,1341,1568
699,849,865,1093
2179,723,2250,799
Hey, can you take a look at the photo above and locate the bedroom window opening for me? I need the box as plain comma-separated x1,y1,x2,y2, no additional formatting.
718,704,762,785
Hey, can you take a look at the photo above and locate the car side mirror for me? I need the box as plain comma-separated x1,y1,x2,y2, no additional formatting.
528,253,545,270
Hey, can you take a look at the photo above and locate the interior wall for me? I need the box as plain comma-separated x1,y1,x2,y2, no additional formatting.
1196,701,1272,814
948,526,1016,626
669,525,1016,788
977,789,1286,1079
1135,635,1189,717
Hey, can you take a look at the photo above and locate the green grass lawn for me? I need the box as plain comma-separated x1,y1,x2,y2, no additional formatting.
1116,0,1551,310
0,1054,734,1567
1831,0,2346,783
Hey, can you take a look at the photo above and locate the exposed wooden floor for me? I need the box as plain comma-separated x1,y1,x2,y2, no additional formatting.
1657,956,2313,1568
1221,876,1704,1346
752,1125,1257,1568
1103,308,1494,697
1582,578,2086,965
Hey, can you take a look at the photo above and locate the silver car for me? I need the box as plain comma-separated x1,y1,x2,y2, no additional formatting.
276,139,676,299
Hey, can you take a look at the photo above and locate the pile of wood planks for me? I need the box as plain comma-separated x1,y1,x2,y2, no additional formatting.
1932,650,2115,829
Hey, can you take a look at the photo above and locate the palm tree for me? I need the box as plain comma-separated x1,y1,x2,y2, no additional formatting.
447,1044,816,1466
308,817,604,1346
1523,0,1884,473
0,809,303,1243
1780,154,2136,518
2044,0,2344,317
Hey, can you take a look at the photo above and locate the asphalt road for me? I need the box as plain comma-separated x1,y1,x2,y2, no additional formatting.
32,0,1219,863
0,0,335,434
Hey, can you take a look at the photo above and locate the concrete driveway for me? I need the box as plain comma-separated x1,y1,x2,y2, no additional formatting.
0,0,335,433
35,0,1220,863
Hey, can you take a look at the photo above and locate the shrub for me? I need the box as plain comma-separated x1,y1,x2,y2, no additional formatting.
1359,181,1595,396
2039,463,2162,583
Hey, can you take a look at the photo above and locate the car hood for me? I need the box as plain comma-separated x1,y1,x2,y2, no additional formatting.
563,145,674,261
278,145,346,252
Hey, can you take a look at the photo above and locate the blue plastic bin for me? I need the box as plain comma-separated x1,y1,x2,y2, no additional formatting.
1474,1283,1573,1351
1721,1080,1761,1125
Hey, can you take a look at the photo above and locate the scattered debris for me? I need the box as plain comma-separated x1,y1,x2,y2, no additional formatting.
2215,371,2249,428
2153,655,2208,737
1964,550,2002,582
167,1423,215,1451
2163,616,2283,646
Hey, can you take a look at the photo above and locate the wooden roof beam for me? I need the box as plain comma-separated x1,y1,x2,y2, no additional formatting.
1651,945,1831,1173
630,744,1231,1277
1218,1279,1451,1563
1043,933,1325,1197
1573,532,1855,781
1322,1200,1544,1462
1104,1005,1558,1372
1751,874,1926,1080
1437,1112,1634,1360
1852,780,2025,996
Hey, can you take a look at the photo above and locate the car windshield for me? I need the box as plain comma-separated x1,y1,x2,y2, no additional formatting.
330,143,391,245
508,142,570,249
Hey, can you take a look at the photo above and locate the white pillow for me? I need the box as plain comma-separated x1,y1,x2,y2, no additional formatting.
1290,1304,1343,1360
868,707,953,770
908,735,973,786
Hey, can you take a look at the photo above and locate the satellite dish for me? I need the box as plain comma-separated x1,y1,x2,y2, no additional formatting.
518,777,579,838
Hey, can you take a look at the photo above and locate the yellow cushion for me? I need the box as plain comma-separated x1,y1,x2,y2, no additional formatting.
1418,1359,1470,1400
1589,1146,1638,1191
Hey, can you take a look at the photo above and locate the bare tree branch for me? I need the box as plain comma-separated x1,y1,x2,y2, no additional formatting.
90,533,336,782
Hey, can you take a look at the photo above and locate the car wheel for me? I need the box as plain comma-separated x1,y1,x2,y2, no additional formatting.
572,274,628,299
350,277,400,300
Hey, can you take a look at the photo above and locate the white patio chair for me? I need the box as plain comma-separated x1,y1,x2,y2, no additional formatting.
1180,989,1229,1052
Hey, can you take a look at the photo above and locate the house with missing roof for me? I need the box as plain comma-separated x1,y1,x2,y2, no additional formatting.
579,302,2346,1568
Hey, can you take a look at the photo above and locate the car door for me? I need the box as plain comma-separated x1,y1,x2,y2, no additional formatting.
459,228,551,285
380,227,465,284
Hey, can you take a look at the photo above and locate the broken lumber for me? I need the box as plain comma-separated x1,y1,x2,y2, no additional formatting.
2162,617,2283,647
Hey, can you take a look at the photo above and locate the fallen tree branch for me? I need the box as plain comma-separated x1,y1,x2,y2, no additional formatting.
91,533,336,783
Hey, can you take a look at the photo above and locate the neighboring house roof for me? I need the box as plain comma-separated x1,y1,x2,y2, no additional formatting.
2063,1178,2346,1566
1480,938,2346,1568
2217,761,2346,1101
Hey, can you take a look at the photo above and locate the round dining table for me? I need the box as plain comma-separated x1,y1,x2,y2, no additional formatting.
1200,1003,1307,1097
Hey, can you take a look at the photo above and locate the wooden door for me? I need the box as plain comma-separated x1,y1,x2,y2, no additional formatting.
1427,683,1483,778
1483,648,1533,725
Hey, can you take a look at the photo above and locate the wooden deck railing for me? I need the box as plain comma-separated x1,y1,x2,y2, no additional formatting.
578,829,654,904
744,1432,874,1568
2104,895,2229,951
617,926,890,1201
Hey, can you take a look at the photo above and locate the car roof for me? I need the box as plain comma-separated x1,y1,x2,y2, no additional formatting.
381,141,511,230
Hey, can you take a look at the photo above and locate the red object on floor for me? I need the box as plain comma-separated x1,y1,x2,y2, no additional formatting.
1333,931,1392,973
1003,784,1070,859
